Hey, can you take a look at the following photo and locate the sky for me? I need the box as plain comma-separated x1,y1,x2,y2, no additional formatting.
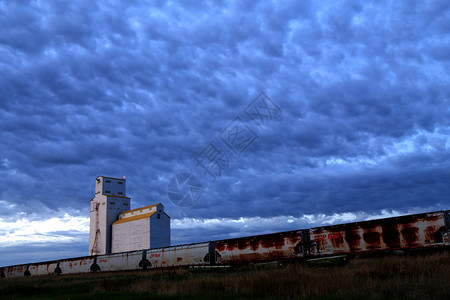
1,0,449,267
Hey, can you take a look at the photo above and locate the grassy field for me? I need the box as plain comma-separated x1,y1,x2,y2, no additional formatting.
0,251,448,299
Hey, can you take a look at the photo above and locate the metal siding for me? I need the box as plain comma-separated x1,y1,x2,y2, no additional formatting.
146,243,210,268
59,257,95,274
214,230,304,264
444,210,450,227
131,217,150,250
97,251,142,272
4,265,26,278
105,197,130,254
111,219,131,253
89,195,108,255
150,211,170,249
310,211,448,256
119,204,158,219
89,176,131,256
98,176,126,196
112,217,150,253
29,262,58,276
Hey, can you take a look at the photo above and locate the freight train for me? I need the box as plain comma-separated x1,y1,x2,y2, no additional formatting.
1,210,449,279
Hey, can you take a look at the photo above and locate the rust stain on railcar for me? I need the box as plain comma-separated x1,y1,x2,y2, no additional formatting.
261,236,286,249
363,230,381,247
360,222,381,249
381,221,401,248
310,211,447,255
216,244,226,252
5,265,25,278
345,226,362,251
401,226,419,245
424,225,441,242
215,230,303,264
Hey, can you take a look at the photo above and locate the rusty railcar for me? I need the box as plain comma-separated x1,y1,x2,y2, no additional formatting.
214,230,305,264
2,260,59,278
2,264,28,278
309,210,450,256
57,256,98,274
26,261,59,276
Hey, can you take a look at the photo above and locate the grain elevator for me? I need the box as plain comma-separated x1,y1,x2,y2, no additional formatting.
89,176,170,255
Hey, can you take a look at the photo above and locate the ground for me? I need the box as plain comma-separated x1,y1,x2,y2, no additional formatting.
0,251,448,299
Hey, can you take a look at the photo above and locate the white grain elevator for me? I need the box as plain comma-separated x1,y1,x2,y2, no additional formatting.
89,176,130,255
89,176,170,256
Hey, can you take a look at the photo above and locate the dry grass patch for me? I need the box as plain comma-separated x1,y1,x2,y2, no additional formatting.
0,251,448,299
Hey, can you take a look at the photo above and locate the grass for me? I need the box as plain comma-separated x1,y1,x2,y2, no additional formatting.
0,251,448,299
